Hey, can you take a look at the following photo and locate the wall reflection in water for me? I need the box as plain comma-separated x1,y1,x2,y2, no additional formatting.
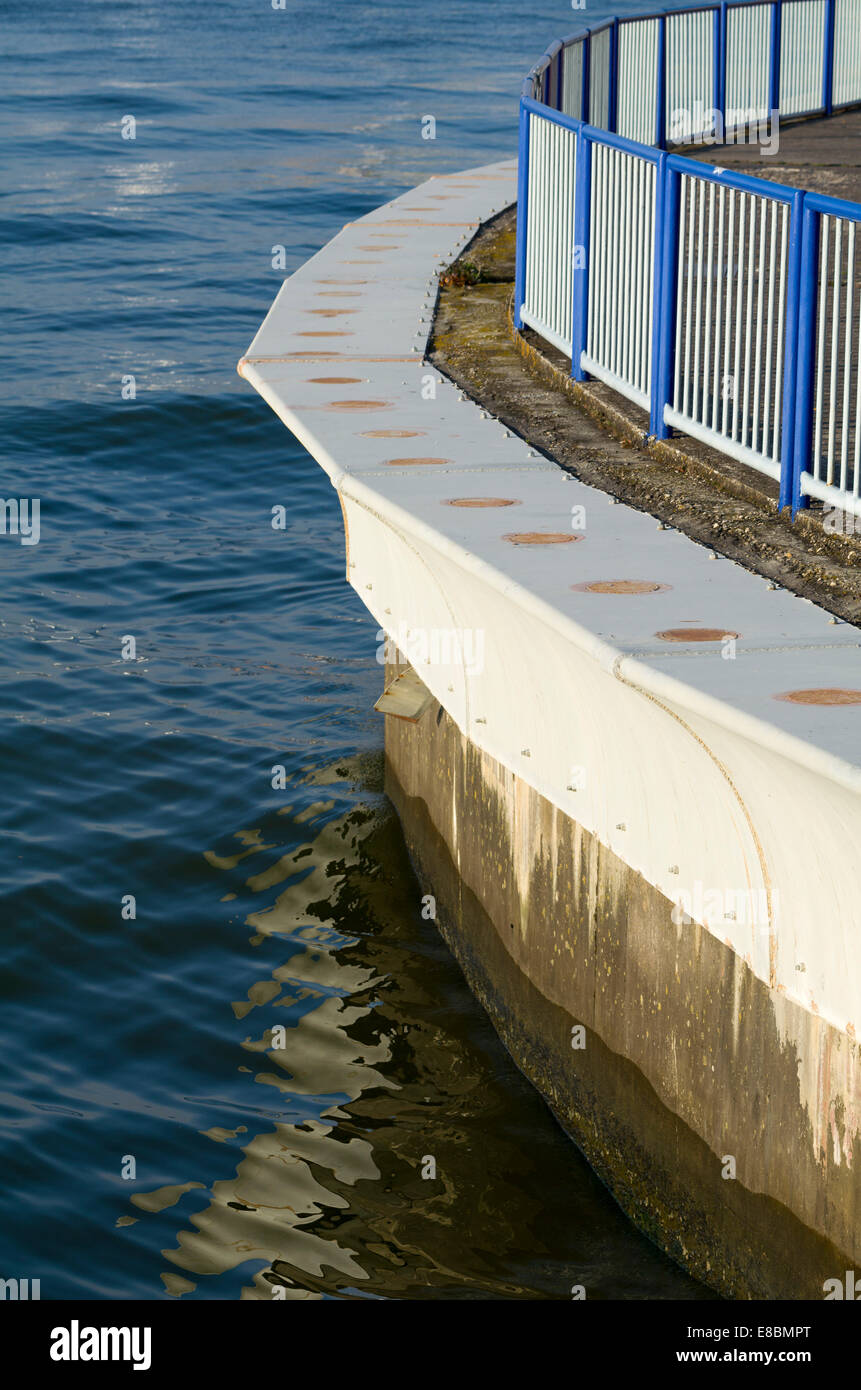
124,757,707,1300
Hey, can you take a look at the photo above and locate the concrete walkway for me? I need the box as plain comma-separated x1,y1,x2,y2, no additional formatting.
688,107,861,204
241,156,861,1039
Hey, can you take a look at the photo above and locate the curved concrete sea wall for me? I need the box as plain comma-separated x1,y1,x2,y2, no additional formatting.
240,161,861,1297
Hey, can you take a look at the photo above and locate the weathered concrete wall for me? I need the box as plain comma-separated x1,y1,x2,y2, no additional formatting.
385,659,858,1299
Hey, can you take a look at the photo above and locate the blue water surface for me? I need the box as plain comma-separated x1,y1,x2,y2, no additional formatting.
0,0,709,1300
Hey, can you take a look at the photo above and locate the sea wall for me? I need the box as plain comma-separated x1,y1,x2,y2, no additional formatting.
384,655,858,1299
241,156,861,1299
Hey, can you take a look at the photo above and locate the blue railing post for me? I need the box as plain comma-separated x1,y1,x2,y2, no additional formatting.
823,0,836,114
650,162,680,438
770,0,782,117
514,99,530,332
571,130,592,382
656,15,667,148
608,19,619,132
791,200,819,515
557,45,564,112
778,188,804,512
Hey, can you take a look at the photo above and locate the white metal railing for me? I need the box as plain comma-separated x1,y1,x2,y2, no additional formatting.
834,0,861,105
666,174,790,479
666,8,716,143
806,213,861,510
590,26,612,131
522,112,578,355
780,0,826,117
725,2,772,129
561,37,585,120
618,18,660,145
583,142,658,410
515,0,861,518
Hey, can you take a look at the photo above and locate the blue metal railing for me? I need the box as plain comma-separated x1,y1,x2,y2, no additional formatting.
516,0,861,520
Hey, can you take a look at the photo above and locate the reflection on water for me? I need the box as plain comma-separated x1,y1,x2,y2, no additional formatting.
123,758,709,1300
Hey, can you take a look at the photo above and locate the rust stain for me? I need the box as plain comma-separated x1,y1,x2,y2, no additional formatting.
444,497,521,508
504,532,581,545
294,331,354,338
314,278,370,285
306,376,365,385
264,351,344,360
775,688,861,705
325,399,392,412
383,456,451,466
656,627,739,642
305,308,359,317
360,429,426,439
573,580,672,594
243,353,417,363
373,219,479,228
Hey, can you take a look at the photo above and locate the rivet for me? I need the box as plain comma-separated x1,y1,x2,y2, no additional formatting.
521,748,531,757
669,865,679,874
616,822,627,831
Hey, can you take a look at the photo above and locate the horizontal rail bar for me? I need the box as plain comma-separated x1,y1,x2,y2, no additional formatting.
664,406,783,478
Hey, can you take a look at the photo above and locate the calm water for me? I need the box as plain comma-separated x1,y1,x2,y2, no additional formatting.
1,0,710,1299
